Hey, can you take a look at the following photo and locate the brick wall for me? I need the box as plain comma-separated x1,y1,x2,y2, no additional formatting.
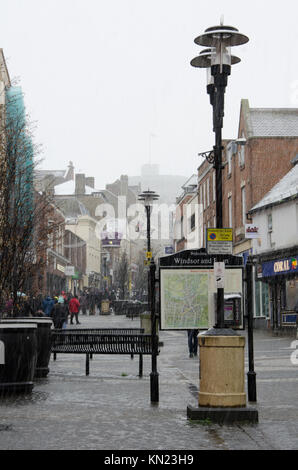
223,135,298,244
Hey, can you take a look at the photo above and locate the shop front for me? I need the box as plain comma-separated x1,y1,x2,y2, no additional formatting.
256,250,298,332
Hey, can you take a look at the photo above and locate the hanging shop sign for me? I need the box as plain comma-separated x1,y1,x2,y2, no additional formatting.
262,256,298,277
65,266,75,276
245,224,260,239
56,264,65,273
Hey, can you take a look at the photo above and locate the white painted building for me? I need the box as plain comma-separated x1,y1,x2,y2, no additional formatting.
249,159,298,330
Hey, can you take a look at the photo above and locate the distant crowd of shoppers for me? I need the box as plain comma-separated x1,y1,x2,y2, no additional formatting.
1,289,117,329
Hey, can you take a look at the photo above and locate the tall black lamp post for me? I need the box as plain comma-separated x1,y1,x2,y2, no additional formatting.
138,189,160,403
191,23,249,329
187,22,259,418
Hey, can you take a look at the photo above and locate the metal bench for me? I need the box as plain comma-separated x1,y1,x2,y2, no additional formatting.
51,328,155,377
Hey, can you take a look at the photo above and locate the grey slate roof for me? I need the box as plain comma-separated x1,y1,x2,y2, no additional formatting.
250,164,298,213
54,197,90,218
247,108,298,138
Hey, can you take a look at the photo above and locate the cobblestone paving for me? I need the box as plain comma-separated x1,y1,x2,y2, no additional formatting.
0,313,297,450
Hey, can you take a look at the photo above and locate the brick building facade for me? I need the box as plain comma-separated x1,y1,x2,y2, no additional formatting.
196,100,298,257
174,175,198,252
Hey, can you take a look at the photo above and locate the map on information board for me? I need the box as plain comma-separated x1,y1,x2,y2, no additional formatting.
160,269,209,329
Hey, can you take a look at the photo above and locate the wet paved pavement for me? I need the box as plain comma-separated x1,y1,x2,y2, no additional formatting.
0,313,297,450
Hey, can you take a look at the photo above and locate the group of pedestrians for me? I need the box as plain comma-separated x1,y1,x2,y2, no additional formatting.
42,293,81,329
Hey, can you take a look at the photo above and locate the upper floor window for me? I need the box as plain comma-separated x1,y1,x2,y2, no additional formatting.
227,147,233,175
267,213,274,248
238,132,246,168
199,185,203,207
206,178,210,207
228,196,233,228
241,186,246,225
267,213,272,232
190,213,195,232
212,172,216,202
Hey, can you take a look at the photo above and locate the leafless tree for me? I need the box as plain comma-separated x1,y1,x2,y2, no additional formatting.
115,251,129,299
0,87,63,316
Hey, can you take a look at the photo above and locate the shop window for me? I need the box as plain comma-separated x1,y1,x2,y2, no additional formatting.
262,283,269,317
255,281,269,317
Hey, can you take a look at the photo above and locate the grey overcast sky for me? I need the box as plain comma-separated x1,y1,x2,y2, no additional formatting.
0,0,297,190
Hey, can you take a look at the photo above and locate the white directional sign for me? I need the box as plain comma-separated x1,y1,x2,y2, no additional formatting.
214,262,225,289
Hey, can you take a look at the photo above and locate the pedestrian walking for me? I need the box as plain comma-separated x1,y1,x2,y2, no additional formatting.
4,297,13,317
19,296,34,317
51,297,68,329
187,329,199,358
42,295,55,317
79,292,87,315
89,292,95,315
69,295,81,325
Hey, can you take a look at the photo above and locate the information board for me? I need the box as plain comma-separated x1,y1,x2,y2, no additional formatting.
160,267,243,330
160,269,209,329
159,249,244,330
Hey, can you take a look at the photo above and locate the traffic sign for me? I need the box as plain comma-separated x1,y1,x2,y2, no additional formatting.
207,228,233,242
207,228,233,255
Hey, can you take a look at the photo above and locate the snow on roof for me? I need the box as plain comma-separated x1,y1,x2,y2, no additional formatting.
54,179,75,195
182,174,198,189
54,180,99,196
250,164,298,213
249,108,298,137
85,185,97,195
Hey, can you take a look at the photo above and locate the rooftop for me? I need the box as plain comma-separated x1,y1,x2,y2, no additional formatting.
54,179,99,196
241,100,298,138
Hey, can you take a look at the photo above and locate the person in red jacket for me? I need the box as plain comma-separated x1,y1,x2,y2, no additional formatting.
68,295,81,325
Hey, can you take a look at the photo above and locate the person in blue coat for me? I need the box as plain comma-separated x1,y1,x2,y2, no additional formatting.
42,296,55,316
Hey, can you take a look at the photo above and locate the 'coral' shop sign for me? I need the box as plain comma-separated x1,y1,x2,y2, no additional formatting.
262,257,298,277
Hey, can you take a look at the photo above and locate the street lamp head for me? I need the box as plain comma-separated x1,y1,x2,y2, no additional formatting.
194,24,248,71
138,189,160,206
191,47,241,96
190,48,241,68
194,25,249,48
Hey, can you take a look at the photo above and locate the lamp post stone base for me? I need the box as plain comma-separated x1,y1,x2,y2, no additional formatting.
187,405,258,424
